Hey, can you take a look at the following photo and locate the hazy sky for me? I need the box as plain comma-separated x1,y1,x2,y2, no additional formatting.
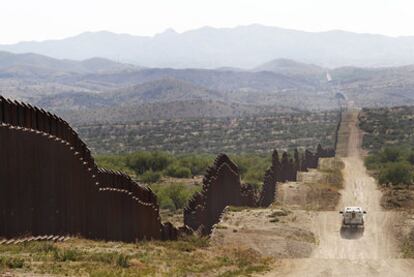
0,0,412,44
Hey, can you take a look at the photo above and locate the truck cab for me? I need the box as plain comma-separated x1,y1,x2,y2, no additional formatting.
340,206,366,228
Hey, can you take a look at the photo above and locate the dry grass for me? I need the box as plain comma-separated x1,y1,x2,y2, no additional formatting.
0,236,273,276
381,188,414,210
401,228,414,258
280,157,344,211
227,206,254,213
318,157,345,191
211,208,316,259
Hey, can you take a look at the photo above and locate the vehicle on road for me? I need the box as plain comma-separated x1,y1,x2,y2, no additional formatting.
339,207,366,228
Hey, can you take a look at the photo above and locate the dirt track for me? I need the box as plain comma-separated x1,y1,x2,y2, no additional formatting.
264,111,414,276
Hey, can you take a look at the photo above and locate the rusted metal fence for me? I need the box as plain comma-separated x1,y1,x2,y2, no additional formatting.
0,97,177,242
184,146,336,234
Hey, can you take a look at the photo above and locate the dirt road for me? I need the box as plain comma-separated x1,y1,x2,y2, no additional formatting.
264,111,414,276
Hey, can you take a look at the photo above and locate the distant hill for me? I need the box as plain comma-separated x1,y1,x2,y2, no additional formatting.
328,65,414,107
63,99,290,124
106,78,223,104
30,76,327,124
34,78,224,110
3,25,414,68
61,67,314,92
0,51,136,78
254,58,326,82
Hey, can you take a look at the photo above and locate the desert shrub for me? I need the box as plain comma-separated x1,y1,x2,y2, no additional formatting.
379,147,403,163
127,151,172,174
53,249,81,262
365,154,382,170
96,151,272,185
25,241,57,253
407,152,414,165
157,194,176,211
116,254,129,268
232,154,270,185
378,162,413,186
0,257,24,269
151,183,200,211
175,154,213,175
243,169,265,187
402,228,414,258
165,164,192,178
95,154,134,176
139,170,161,183
167,184,195,209
86,252,117,264
366,146,414,188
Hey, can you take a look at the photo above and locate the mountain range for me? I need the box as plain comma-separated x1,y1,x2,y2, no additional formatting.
2,25,414,68
2,49,414,123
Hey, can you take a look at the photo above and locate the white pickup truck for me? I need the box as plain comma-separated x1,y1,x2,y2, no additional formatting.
339,207,366,228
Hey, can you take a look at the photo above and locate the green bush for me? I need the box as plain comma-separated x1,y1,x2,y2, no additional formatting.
232,154,271,185
53,249,81,262
151,183,200,211
243,170,265,186
168,184,194,210
95,155,134,176
0,257,24,269
116,254,129,268
407,152,414,165
157,194,176,211
165,164,192,178
176,154,213,175
139,170,162,183
95,152,273,184
126,151,172,175
365,154,381,170
380,147,403,163
378,162,413,186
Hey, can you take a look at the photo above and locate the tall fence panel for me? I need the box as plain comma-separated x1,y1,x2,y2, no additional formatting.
0,97,177,242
